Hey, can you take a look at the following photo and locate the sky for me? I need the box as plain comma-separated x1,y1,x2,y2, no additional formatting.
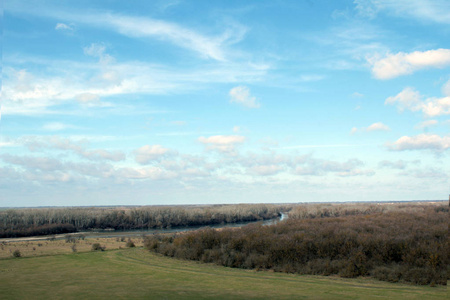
1,0,449,207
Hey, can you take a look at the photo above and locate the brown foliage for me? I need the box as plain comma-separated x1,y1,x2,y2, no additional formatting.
145,203,447,286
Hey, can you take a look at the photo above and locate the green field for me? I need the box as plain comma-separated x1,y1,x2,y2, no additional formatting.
0,248,446,299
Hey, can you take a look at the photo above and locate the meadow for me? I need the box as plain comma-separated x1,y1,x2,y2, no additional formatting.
0,247,447,299
0,235,144,259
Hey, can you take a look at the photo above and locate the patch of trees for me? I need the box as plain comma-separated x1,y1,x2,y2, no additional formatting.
1,223,76,238
0,204,282,238
144,204,448,286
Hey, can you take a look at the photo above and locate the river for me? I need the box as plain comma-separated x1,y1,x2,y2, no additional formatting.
1,213,288,242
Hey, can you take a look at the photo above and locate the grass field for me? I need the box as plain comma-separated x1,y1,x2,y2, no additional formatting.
0,247,446,299
0,236,144,259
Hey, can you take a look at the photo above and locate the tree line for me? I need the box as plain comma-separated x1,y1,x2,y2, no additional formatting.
0,204,282,238
144,203,448,286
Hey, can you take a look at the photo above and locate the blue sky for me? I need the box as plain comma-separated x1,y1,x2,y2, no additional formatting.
1,0,449,207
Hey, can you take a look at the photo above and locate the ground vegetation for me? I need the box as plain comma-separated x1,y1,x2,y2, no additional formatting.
145,203,448,285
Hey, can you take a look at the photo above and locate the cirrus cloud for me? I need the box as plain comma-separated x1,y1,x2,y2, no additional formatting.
354,0,450,24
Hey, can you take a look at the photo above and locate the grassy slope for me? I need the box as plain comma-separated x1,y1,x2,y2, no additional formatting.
0,248,446,300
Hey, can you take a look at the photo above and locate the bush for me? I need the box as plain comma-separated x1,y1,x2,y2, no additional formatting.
144,204,447,286
126,240,135,248
65,235,76,243
372,265,402,283
91,243,105,251
13,249,21,258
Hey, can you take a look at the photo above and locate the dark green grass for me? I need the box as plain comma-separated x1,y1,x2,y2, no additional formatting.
0,248,446,299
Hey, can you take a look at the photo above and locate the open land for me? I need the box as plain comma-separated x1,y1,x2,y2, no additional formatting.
0,247,447,299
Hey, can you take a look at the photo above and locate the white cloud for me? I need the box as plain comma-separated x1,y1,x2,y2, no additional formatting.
298,74,325,82
387,134,450,151
367,122,391,131
55,23,73,31
421,96,450,117
83,43,114,64
14,8,245,61
337,169,375,177
84,43,106,57
117,166,177,180
294,158,368,176
229,86,260,108
385,87,422,111
354,0,380,19
0,153,179,183
351,122,390,134
386,85,450,117
171,120,186,126
134,145,172,164
378,159,419,169
198,135,245,153
249,165,284,176
3,56,268,116
355,0,450,24
414,120,438,130
443,79,450,96
105,15,233,61
352,92,364,98
1,154,63,172
399,168,448,179
379,160,407,169
81,149,125,162
42,122,76,131
369,49,450,79
75,93,101,104
21,136,126,162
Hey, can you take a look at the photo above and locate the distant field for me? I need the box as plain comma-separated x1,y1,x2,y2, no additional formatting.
0,248,446,299
0,236,145,259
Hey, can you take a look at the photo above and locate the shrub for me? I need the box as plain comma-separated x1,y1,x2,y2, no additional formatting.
65,235,76,243
91,243,105,251
144,204,447,286
126,240,136,248
13,249,21,257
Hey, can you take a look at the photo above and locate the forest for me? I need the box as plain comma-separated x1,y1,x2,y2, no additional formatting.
0,204,283,238
144,202,448,286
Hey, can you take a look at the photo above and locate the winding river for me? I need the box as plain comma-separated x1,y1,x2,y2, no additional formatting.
1,213,288,242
